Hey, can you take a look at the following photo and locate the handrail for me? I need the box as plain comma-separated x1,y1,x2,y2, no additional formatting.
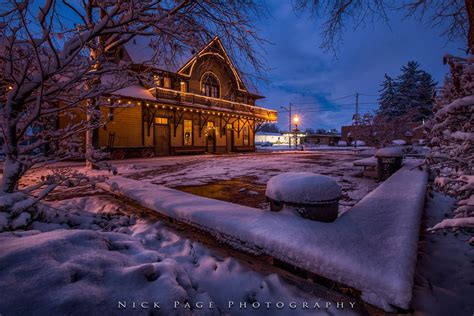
149,86,277,120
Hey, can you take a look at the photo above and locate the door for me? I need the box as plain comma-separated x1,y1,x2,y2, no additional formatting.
206,129,216,153
154,124,170,156
206,121,216,153
226,123,233,152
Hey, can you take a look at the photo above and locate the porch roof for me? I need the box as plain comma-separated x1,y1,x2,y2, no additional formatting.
111,84,156,101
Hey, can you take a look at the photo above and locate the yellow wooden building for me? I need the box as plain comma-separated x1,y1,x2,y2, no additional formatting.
78,37,277,159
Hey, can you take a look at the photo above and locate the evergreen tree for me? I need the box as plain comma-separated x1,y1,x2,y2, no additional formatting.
396,61,423,116
416,72,437,121
378,61,437,121
378,74,398,119
260,123,280,133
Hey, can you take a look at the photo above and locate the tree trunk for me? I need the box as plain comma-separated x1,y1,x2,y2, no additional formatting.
1,122,24,193
466,0,474,53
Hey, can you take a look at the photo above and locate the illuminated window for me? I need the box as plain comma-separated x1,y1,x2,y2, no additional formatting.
226,123,233,130
163,77,171,88
201,73,220,98
243,126,249,145
207,121,215,128
154,117,168,125
184,120,193,146
180,81,187,93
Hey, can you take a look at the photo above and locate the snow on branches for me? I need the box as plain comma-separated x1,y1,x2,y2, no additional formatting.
0,0,264,205
426,55,474,235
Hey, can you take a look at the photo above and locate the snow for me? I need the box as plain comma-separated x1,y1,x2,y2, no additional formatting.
0,195,357,315
428,217,474,230
265,172,342,203
111,84,156,101
350,140,366,146
102,160,428,311
391,139,406,146
352,157,377,167
123,36,193,72
337,141,347,147
375,147,404,157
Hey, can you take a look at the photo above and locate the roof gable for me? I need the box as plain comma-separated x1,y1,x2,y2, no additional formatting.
177,37,248,93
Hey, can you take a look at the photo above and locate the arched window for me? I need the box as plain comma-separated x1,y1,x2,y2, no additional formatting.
201,73,220,98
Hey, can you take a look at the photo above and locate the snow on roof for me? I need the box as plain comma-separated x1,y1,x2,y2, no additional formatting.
122,36,261,96
111,84,156,101
266,172,342,203
255,132,282,136
123,36,193,72
376,147,404,157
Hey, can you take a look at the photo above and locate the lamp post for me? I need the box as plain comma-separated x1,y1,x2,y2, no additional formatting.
293,114,299,149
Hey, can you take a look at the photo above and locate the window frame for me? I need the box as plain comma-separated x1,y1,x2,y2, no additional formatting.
183,119,193,146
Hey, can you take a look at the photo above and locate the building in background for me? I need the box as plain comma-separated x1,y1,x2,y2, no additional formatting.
300,134,341,146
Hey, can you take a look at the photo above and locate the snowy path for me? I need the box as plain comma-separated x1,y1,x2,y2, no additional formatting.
104,160,428,311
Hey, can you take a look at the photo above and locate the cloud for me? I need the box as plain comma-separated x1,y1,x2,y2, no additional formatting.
253,2,464,131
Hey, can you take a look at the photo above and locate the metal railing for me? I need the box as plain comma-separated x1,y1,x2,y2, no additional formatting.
152,87,277,121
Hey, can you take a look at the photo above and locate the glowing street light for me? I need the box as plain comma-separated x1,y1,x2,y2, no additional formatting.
293,114,299,127
293,115,300,149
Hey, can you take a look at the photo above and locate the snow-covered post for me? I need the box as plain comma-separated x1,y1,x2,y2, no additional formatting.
375,147,404,181
265,172,342,222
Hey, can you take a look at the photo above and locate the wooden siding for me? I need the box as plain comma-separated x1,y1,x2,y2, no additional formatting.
98,105,142,147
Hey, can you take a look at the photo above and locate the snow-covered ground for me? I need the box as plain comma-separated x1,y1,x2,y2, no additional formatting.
119,152,378,213
103,160,428,311
0,195,359,315
2,152,471,315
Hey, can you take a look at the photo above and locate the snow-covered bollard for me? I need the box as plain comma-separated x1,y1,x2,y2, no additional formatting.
375,147,404,180
265,172,342,222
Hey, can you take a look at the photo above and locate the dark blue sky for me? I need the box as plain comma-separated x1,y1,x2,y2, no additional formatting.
253,2,465,132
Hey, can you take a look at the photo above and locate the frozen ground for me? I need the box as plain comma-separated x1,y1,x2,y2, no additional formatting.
0,195,359,316
121,152,379,213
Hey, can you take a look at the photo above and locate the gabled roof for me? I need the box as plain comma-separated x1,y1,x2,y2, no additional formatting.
122,36,262,98
122,36,193,73
177,37,248,93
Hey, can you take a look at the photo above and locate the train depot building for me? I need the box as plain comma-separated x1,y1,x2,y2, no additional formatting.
62,37,277,159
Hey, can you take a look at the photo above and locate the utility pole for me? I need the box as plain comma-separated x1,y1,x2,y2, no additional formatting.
288,102,292,148
354,92,359,149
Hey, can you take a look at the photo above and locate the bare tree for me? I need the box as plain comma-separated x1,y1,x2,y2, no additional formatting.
293,0,474,53
0,0,265,204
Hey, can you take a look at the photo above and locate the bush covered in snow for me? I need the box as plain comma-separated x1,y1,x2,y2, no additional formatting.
337,140,347,147
425,55,474,236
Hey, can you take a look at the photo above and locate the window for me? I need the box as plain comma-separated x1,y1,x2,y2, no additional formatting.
207,121,215,128
226,123,233,130
180,81,187,93
155,117,168,125
243,126,249,145
201,73,220,98
163,77,171,88
184,120,193,146
243,95,248,104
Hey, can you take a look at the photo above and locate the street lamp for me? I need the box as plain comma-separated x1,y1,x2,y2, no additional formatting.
293,115,300,149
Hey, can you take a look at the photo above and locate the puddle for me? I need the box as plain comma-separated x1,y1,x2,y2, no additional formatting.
173,176,268,209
